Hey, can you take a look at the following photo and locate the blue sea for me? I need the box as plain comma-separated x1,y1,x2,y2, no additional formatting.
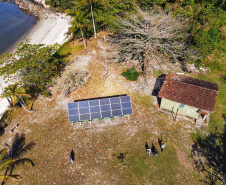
0,1,35,54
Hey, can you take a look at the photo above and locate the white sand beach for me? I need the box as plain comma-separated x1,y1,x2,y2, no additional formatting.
0,11,71,119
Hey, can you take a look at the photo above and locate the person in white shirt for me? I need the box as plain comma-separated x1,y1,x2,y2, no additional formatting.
147,147,151,157
161,143,166,152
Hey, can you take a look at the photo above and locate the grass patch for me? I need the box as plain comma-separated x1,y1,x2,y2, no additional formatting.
55,41,84,60
121,67,140,81
198,74,226,133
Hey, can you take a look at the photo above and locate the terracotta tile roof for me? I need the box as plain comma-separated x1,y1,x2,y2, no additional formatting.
158,73,218,112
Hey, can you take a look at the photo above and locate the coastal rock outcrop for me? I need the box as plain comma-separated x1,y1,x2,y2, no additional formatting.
1,0,52,18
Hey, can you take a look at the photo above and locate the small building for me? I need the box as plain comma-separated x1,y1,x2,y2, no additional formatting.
158,73,218,124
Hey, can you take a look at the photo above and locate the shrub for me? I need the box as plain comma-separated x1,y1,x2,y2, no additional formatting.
57,70,89,96
121,67,140,81
193,27,221,55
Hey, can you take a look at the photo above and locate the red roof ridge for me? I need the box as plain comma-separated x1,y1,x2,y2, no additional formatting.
167,76,218,93
166,73,218,91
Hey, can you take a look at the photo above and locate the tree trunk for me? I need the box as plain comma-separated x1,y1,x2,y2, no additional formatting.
30,93,39,111
89,0,97,38
80,27,86,48
18,96,34,113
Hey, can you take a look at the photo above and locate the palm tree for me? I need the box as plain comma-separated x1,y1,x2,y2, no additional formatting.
79,0,97,38
1,83,33,113
88,0,97,38
0,149,21,184
68,11,88,48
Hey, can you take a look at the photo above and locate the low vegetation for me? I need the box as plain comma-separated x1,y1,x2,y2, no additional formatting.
121,67,140,81
56,69,89,96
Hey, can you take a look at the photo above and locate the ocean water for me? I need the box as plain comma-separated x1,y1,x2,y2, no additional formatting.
0,1,35,54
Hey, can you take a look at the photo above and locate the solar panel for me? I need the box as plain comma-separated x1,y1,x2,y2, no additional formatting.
79,107,90,114
69,115,80,122
68,103,78,109
90,106,100,113
122,108,133,115
101,111,112,118
120,96,131,103
111,103,121,110
121,102,132,109
101,105,111,112
112,110,122,117
110,97,120,104
91,112,101,119
68,95,133,122
100,98,110,105
79,101,89,108
89,99,99,106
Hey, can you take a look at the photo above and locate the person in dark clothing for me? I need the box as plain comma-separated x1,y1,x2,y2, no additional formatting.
151,143,155,154
158,138,162,147
145,142,149,150
154,149,158,157
70,150,75,161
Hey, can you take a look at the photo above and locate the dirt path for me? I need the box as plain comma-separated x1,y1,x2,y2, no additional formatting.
174,144,192,168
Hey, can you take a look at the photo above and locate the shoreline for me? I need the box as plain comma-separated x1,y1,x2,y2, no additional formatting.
0,0,72,119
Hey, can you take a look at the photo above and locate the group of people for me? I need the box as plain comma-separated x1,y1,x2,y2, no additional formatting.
145,138,166,157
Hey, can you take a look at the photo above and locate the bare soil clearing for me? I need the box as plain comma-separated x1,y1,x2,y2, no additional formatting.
0,34,203,184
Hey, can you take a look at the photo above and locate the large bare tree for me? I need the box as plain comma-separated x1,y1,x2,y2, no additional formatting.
111,9,197,73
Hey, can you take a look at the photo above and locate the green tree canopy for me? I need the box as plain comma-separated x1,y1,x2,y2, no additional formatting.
0,42,63,96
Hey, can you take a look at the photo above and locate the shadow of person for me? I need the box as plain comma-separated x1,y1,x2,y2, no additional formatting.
151,143,155,154
117,152,128,163
70,150,75,161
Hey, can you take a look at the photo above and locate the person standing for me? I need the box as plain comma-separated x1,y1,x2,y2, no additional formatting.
70,150,75,161
161,143,166,152
147,147,151,157
151,143,155,154
145,142,149,150
158,138,162,147
153,149,158,157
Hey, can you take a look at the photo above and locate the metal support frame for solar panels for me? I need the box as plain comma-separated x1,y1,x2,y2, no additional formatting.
88,101,91,123
99,99,102,118
78,102,80,122
109,98,113,118
119,96,123,117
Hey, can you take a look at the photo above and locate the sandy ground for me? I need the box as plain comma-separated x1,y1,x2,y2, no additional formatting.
25,13,71,45
0,11,71,119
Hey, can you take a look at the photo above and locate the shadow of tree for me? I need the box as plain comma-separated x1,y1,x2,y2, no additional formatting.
191,125,226,184
2,133,35,185
0,110,14,137
151,74,166,97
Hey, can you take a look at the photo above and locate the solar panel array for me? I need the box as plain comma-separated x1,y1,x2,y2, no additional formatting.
68,96,132,122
